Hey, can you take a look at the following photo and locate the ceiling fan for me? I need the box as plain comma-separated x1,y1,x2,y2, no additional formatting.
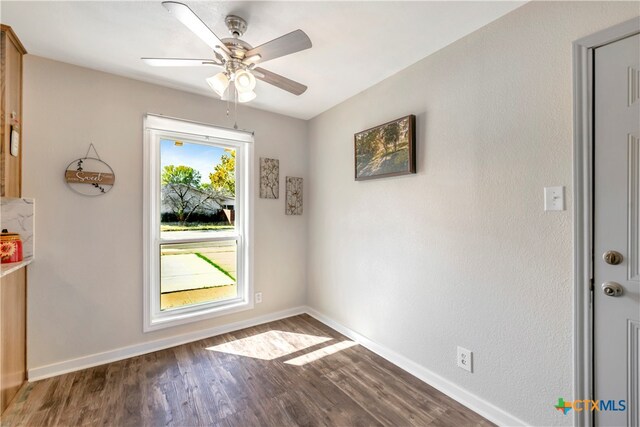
142,1,312,103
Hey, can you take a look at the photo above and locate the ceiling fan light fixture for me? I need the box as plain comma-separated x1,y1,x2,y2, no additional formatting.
146,6,311,104
234,69,256,93
238,90,257,103
206,72,229,97
220,84,232,101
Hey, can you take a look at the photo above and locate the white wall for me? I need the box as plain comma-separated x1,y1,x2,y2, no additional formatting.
23,56,307,370
307,2,639,426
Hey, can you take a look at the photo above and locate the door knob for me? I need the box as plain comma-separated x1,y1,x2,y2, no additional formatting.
602,282,623,297
603,250,623,265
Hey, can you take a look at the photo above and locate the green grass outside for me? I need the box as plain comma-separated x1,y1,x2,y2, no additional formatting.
161,224,234,232
195,252,236,282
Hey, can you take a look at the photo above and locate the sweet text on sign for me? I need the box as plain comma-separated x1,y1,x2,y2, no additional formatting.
65,170,115,185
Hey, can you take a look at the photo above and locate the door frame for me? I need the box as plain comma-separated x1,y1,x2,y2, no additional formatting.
573,17,640,427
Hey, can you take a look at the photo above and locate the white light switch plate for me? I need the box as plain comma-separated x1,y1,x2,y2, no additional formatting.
544,186,565,211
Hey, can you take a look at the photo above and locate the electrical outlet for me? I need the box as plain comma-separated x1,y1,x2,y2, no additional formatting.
457,346,473,373
255,292,262,304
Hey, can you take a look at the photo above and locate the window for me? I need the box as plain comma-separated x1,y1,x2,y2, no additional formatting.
144,115,253,331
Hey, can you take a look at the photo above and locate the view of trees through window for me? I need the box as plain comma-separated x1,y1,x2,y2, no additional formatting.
159,139,238,310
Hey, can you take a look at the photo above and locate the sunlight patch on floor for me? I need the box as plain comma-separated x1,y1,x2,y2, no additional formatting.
284,340,358,366
206,330,332,360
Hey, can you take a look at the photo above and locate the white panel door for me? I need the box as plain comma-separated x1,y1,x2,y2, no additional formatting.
594,33,640,427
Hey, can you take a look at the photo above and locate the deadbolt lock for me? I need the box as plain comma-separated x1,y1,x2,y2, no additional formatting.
603,250,623,265
601,282,623,297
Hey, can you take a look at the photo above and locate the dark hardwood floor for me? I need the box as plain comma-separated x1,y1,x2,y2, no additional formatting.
1,314,494,426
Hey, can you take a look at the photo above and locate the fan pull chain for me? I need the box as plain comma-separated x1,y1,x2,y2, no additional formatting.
223,85,239,129
234,86,238,129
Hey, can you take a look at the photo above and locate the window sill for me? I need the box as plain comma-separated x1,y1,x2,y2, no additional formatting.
145,298,254,332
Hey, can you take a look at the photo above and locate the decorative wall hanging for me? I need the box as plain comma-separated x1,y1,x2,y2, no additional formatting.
64,143,115,196
285,177,303,215
354,114,416,181
259,157,279,199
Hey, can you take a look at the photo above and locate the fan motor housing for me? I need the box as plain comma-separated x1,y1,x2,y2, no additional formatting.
221,38,252,60
225,15,247,38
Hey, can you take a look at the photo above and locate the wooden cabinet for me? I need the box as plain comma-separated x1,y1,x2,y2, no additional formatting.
0,268,26,412
0,24,27,415
1,25,26,198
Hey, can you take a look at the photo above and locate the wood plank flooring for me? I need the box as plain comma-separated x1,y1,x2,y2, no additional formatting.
1,314,494,426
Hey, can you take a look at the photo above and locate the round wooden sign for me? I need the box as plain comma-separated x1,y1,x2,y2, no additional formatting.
65,157,115,196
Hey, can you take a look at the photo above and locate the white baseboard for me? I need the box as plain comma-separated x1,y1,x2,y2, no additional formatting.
28,306,306,381
29,304,526,426
304,306,528,427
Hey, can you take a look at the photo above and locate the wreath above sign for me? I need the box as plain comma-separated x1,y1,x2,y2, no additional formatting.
64,143,115,196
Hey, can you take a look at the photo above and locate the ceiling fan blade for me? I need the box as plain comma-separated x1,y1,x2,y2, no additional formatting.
142,58,223,67
162,2,230,57
245,30,311,64
253,67,307,95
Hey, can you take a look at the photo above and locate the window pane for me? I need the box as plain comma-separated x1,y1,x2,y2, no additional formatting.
160,241,238,311
160,138,236,239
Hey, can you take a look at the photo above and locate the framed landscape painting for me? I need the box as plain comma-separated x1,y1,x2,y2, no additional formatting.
354,115,416,181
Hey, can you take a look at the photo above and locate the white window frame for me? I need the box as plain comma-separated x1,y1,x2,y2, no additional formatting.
143,114,254,332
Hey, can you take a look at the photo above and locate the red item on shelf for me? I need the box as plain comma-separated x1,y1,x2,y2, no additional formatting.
1,230,23,264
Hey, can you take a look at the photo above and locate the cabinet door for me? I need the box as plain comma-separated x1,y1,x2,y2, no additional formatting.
0,267,27,413
1,27,24,198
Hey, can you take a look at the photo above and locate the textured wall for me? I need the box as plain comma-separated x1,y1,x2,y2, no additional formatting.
307,2,639,426
23,56,307,369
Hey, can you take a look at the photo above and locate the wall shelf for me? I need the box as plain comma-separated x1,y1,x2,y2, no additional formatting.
1,256,33,278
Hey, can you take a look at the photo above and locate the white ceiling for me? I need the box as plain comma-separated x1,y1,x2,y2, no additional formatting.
1,1,525,120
